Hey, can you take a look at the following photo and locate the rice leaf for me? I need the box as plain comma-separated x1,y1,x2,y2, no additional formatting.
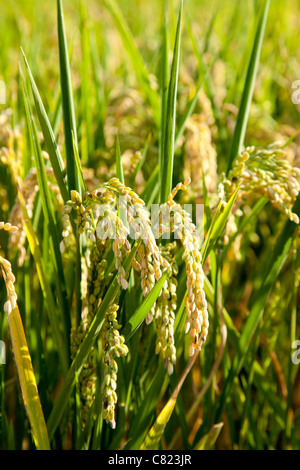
89,27,106,149
227,0,270,173
72,131,87,194
79,0,91,165
57,0,80,195
201,188,239,262
140,393,177,450
122,267,170,342
21,48,69,204
140,347,199,450
1,273,50,450
193,423,223,450
116,135,124,185
160,0,183,204
159,6,169,191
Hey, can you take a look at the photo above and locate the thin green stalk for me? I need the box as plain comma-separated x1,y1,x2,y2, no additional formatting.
159,3,169,192
79,0,92,166
57,0,80,195
160,0,183,204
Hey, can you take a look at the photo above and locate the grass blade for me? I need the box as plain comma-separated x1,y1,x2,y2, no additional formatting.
72,131,87,194
21,49,69,204
122,267,170,342
140,392,177,450
79,0,91,166
1,271,50,450
227,0,270,173
140,349,199,450
193,423,223,450
57,0,84,327
159,6,169,191
116,135,124,185
160,0,183,203
201,188,239,262
57,0,80,195
89,27,106,149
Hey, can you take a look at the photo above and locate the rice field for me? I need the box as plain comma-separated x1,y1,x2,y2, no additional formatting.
0,0,300,451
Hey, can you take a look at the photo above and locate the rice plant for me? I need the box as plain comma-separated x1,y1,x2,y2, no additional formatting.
0,0,299,450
